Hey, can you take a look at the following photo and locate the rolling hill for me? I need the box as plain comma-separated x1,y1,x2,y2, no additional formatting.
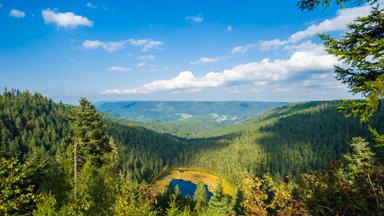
95,101,286,136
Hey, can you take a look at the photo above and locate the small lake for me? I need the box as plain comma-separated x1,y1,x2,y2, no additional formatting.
169,179,213,199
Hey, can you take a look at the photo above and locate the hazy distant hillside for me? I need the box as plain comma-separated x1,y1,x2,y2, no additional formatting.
96,101,286,134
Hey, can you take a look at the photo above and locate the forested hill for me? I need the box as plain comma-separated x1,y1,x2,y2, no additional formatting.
1,89,383,215
96,101,286,136
187,101,384,182
0,90,190,182
2,90,383,184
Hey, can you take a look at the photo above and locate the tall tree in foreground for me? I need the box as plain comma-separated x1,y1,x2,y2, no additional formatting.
208,183,230,215
0,150,47,215
320,7,384,146
68,98,110,213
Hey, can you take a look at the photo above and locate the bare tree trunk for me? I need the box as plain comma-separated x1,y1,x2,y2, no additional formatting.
74,142,77,201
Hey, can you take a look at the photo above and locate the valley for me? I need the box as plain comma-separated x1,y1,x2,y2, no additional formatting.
1,89,383,215
154,168,233,196
96,101,286,137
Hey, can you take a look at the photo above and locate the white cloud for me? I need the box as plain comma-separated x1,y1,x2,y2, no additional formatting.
107,66,131,72
42,8,93,28
255,3,381,52
103,46,338,94
283,40,324,52
136,62,146,68
190,56,222,65
259,39,288,50
140,40,163,52
231,43,258,54
82,39,163,52
185,14,204,23
227,25,232,32
301,72,345,89
289,5,372,42
86,2,97,9
138,54,156,61
9,9,26,18
82,40,126,52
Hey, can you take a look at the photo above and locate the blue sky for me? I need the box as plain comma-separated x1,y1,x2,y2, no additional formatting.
0,0,377,103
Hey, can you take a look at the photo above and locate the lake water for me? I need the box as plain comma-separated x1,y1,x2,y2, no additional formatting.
169,179,213,199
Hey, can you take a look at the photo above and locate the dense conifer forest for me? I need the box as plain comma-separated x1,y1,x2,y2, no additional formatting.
1,0,383,215
1,88,383,215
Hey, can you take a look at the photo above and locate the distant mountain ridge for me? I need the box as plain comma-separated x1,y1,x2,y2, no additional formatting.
95,101,286,123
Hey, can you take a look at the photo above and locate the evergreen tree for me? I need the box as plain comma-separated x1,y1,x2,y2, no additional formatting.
113,181,156,216
297,0,377,11
33,193,58,216
68,98,110,201
166,186,183,216
208,183,230,214
231,188,246,216
321,7,384,146
193,183,208,213
69,98,109,170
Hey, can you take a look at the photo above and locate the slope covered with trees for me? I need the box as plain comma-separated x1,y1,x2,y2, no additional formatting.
188,101,384,183
0,90,384,215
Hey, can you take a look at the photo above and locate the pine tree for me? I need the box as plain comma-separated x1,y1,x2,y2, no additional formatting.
297,0,377,11
166,186,182,216
68,98,111,213
193,183,208,213
69,98,109,170
113,182,156,216
33,193,58,216
231,188,246,216
320,7,384,146
69,99,109,189
208,183,230,214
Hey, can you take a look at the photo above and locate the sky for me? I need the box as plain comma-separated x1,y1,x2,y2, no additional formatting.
0,0,379,103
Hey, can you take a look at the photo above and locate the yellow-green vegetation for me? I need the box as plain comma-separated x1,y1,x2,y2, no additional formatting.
154,168,234,195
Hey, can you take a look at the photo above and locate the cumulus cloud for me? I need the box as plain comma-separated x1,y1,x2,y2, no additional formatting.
82,39,163,52
259,39,288,50
141,40,163,52
231,43,258,54
190,56,223,65
288,4,372,42
107,66,131,72
86,2,97,9
254,3,380,52
138,54,156,61
42,8,93,28
82,40,125,52
185,14,204,23
136,62,146,68
9,9,26,18
103,47,338,94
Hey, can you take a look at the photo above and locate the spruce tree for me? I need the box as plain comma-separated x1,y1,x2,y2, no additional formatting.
69,98,109,169
166,186,182,216
320,7,384,146
193,183,208,213
68,98,110,212
231,188,246,216
298,0,377,11
208,183,230,214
